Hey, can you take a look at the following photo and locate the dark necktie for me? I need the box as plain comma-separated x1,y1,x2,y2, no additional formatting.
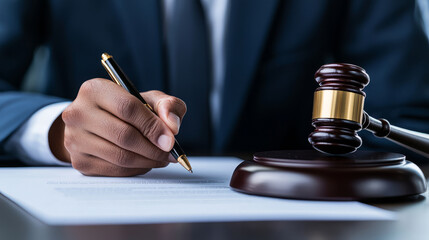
166,0,212,154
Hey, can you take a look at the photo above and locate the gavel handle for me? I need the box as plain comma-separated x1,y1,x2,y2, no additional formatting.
362,112,429,158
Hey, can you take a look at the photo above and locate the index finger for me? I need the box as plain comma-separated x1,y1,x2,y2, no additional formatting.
83,79,175,152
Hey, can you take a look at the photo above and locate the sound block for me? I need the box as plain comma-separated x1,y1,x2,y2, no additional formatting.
230,150,427,201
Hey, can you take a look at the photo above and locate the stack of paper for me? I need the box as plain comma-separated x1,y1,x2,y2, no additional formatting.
0,157,394,225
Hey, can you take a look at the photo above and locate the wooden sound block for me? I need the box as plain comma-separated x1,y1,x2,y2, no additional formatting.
230,150,427,201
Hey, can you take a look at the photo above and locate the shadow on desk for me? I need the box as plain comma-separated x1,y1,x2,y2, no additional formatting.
1,191,427,240
0,156,26,167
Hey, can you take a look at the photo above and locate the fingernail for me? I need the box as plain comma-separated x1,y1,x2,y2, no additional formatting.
168,113,181,132
158,134,173,152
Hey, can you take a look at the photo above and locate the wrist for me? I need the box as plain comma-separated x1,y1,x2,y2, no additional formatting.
48,113,71,163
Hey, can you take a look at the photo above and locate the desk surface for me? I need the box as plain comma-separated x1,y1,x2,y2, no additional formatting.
1,165,428,240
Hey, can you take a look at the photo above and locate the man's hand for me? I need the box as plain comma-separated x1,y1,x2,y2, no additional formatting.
48,78,187,176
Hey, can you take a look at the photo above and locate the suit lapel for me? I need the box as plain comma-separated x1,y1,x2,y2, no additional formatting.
216,0,280,152
112,0,280,153
112,0,165,91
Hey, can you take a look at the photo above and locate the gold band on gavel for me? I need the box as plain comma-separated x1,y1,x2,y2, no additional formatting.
312,90,365,123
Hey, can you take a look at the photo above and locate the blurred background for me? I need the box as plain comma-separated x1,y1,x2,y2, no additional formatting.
21,0,429,93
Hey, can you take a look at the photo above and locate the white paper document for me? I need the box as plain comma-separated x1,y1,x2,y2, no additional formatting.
0,157,394,225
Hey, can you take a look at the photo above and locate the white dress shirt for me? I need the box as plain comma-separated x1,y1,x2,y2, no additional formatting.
4,102,71,165
5,0,229,165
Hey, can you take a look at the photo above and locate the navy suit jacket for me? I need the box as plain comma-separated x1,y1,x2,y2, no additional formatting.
0,0,429,162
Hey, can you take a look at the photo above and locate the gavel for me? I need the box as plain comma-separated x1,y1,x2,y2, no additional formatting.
308,63,429,158
230,63,427,201
231,63,428,200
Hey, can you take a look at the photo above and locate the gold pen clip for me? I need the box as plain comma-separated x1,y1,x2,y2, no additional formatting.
145,103,155,112
101,54,122,87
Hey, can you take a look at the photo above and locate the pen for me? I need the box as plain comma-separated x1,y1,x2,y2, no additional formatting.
101,53,193,173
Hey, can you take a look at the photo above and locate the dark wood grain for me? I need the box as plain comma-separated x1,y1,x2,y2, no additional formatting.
310,63,429,159
230,63,428,201
314,63,369,94
308,118,362,154
230,150,426,200
309,63,369,154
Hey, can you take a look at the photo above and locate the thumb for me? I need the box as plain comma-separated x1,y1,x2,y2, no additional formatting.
140,90,187,135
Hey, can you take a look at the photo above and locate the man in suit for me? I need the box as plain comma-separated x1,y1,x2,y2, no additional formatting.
0,0,428,176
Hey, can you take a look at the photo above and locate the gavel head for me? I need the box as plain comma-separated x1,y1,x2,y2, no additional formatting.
308,63,370,154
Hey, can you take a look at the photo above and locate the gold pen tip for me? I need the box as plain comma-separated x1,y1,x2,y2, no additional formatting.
177,155,192,173
101,53,112,61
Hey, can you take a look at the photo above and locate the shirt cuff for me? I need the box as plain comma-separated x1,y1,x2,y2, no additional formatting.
4,102,72,166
